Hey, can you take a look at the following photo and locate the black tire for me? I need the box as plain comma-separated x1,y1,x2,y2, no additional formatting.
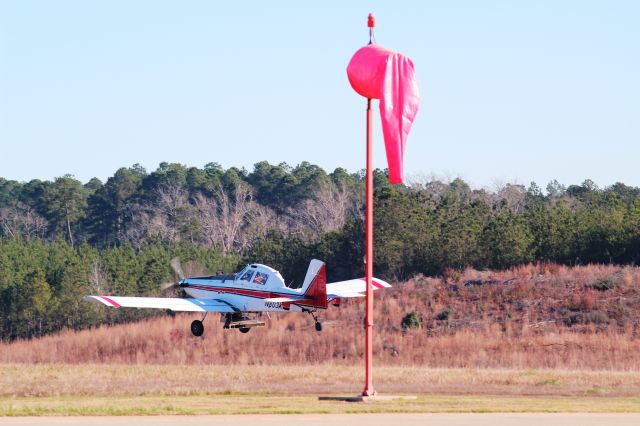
315,322,323,332
191,320,204,337
239,327,251,334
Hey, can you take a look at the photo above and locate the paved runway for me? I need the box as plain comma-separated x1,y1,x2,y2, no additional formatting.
3,413,640,425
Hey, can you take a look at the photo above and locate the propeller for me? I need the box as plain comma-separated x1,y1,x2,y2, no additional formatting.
160,257,186,294
160,257,209,294
160,280,180,292
170,257,186,280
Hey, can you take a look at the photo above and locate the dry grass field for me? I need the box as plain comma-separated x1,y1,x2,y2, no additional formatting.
2,314,639,368
1,264,639,415
2,364,640,397
1,364,640,415
2,263,639,369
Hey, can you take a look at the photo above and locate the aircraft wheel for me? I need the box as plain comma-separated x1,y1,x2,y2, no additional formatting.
315,322,323,332
239,327,251,334
191,320,204,337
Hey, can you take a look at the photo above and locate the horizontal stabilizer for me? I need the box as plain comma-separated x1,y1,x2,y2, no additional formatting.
327,291,365,299
325,277,391,299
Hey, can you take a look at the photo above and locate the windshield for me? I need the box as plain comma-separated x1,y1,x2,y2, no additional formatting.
239,269,254,282
234,267,247,281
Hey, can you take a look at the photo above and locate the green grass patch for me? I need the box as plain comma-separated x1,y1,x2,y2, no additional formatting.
1,394,640,416
535,378,562,386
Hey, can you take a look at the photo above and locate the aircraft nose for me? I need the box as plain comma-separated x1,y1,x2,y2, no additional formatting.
179,280,188,288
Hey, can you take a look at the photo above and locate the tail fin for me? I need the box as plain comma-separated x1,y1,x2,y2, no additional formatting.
300,259,327,309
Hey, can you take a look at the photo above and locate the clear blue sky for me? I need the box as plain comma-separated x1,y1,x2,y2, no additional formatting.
1,1,638,189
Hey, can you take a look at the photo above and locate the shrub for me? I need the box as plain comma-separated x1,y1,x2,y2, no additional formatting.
441,268,461,283
401,311,422,330
591,278,616,291
436,308,452,321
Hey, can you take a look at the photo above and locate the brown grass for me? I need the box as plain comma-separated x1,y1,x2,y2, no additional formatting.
1,263,639,369
2,364,640,398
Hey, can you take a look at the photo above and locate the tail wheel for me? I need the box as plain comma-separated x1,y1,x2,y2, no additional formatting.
191,319,204,337
305,308,323,332
238,327,250,334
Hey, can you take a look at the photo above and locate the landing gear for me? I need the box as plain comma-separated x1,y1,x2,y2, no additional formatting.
304,308,323,332
191,319,204,337
191,313,207,337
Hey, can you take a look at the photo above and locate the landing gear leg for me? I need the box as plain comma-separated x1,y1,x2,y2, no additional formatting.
304,308,323,332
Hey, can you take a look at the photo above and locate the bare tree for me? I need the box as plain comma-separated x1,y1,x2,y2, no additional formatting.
153,184,193,245
493,181,527,213
194,181,255,254
121,202,151,250
88,259,108,294
0,203,48,241
289,183,352,236
244,203,283,247
194,193,219,248
415,179,451,205
405,171,454,190
122,186,192,249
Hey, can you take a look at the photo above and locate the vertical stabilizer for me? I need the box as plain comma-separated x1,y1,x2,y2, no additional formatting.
300,259,327,309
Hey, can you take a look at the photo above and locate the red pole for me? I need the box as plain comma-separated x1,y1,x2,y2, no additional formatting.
362,11,376,399
363,97,375,397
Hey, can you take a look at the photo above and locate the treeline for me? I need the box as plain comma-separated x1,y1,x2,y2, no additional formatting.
0,161,357,251
0,240,237,341
1,161,640,340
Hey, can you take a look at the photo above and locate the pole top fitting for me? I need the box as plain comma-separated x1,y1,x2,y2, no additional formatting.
367,13,375,28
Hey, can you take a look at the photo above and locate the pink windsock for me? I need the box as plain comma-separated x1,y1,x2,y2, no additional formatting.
347,44,420,184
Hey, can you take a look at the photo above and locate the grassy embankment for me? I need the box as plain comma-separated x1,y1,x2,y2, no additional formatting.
1,263,639,414
2,264,639,368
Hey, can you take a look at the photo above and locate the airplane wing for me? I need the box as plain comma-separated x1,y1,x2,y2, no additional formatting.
84,295,239,312
326,277,391,299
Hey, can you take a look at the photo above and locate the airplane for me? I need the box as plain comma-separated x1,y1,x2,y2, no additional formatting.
85,259,391,336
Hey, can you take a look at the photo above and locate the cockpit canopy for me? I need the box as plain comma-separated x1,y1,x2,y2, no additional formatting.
235,264,285,287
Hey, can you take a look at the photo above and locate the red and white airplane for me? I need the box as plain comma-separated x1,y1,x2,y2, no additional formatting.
85,259,390,336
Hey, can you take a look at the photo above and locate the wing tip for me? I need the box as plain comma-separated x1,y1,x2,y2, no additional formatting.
84,295,121,307
373,277,392,288
84,295,101,303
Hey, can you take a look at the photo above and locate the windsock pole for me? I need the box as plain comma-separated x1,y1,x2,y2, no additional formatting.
363,12,376,398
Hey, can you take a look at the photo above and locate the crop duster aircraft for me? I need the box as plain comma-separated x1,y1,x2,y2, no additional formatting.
85,259,391,336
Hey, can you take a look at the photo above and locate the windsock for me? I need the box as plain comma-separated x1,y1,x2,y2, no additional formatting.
347,44,420,184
